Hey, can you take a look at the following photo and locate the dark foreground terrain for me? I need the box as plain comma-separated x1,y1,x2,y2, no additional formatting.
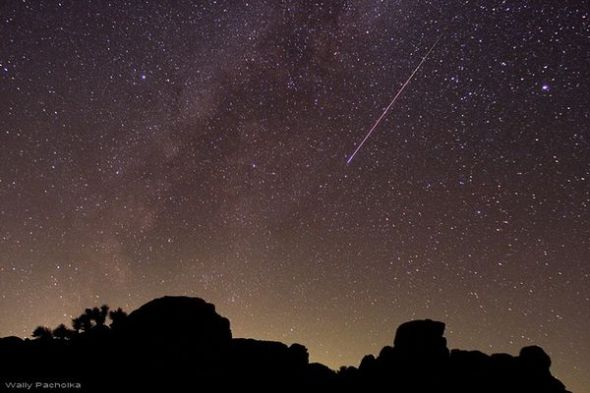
0,296,570,392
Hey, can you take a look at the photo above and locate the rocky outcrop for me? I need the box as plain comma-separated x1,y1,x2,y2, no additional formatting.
0,298,571,392
122,296,232,350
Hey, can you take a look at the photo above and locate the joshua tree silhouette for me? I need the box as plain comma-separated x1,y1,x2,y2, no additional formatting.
108,307,128,329
71,305,110,332
32,326,53,340
52,323,75,340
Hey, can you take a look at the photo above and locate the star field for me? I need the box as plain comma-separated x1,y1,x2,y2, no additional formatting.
0,1,589,391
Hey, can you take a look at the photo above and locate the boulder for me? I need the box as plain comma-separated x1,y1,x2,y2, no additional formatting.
393,319,449,361
123,296,231,352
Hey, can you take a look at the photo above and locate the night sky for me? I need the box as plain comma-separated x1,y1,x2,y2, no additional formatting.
1,1,589,391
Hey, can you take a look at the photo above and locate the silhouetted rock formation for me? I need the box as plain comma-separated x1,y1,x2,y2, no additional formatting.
394,319,448,359
0,296,571,392
124,296,231,342
121,296,231,361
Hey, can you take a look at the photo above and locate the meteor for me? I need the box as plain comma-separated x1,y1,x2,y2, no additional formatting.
346,35,442,165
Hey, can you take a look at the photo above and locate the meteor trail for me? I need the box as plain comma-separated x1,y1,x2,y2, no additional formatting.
346,35,442,164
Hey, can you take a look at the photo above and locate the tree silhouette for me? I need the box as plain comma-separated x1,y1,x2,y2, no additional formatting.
32,326,53,340
72,313,92,332
71,305,110,332
89,305,109,327
98,305,109,325
108,307,128,329
71,315,83,332
53,323,75,340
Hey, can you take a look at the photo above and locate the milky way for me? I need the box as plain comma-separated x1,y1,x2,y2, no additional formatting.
0,2,589,392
